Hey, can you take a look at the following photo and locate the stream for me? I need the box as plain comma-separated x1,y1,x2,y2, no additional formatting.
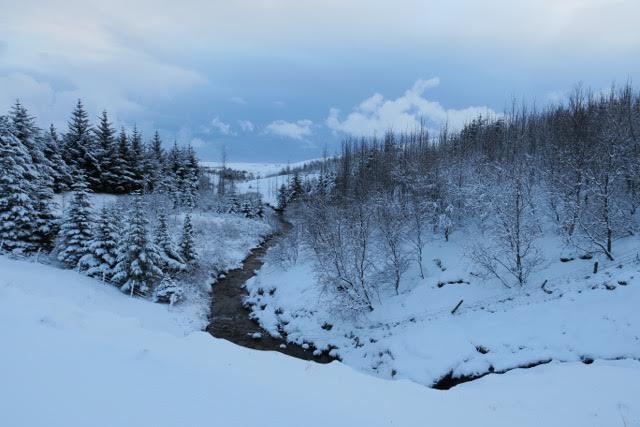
206,213,334,363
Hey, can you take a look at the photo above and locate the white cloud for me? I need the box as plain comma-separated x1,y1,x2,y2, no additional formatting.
238,120,255,132
326,78,498,136
229,96,247,105
190,137,207,148
208,117,234,135
264,119,313,140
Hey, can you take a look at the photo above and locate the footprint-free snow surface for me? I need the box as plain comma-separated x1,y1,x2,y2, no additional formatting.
1,256,639,426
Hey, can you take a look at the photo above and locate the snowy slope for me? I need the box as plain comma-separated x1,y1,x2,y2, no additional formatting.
2,255,639,426
245,229,640,387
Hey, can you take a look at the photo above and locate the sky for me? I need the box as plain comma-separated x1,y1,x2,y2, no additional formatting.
1,0,639,162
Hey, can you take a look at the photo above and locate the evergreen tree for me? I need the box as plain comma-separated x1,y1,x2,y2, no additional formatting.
182,145,199,209
146,131,165,193
79,205,120,281
179,214,197,266
289,172,304,201
277,184,288,210
154,209,186,272
0,116,38,253
10,101,51,177
94,111,118,192
112,194,163,296
31,173,58,252
43,125,72,192
129,125,146,191
64,100,101,190
57,176,94,268
116,128,136,193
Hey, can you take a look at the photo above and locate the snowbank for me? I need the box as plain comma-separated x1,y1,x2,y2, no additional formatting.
1,255,639,426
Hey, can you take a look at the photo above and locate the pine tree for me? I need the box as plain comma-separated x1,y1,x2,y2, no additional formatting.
182,146,199,209
154,209,186,272
65,100,101,190
112,194,163,296
57,176,94,268
277,184,288,210
289,172,304,201
43,125,72,192
31,173,58,252
0,116,38,253
180,214,197,266
146,131,165,193
129,125,146,191
10,101,51,177
79,205,120,281
94,111,118,192
116,128,136,193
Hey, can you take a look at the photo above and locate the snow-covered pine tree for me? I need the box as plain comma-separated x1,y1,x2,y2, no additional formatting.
182,145,199,209
116,128,136,193
112,194,163,296
10,101,52,177
56,176,94,268
78,205,120,281
289,172,304,201
277,184,288,210
94,111,119,193
154,209,186,272
31,173,58,252
146,131,165,193
129,126,146,191
0,116,38,253
152,276,184,305
179,214,197,266
64,100,102,190
9,102,58,251
43,125,73,192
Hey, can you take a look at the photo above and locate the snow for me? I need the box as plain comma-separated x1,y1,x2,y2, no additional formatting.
1,255,639,426
201,159,320,177
245,228,640,387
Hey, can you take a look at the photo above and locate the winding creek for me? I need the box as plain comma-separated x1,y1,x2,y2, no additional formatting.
206,214,334,364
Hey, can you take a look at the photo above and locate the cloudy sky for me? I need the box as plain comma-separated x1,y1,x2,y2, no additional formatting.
1,0,639,162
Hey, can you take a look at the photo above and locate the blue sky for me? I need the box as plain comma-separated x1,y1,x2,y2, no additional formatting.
1,0,639,162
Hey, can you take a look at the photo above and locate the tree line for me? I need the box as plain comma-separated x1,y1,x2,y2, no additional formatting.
0,100,201,254
287,84,640,311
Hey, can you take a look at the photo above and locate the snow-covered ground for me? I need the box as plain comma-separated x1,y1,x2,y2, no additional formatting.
245,227,640,388
51,192,273,328
1,255,639,426
201,159,320,177
202,160,320,205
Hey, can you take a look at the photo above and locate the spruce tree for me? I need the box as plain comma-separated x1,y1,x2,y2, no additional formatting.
43,125,72,192
116,128,136,193
129,126,146,191
154,209,186,272
277,184,288,211
31,173,58,252
112,194,163,296
180,214,197,266
65,100,101,190
146,131,165,193
10,101,51,177
57,176,94,268
182,145,199,209
0,116,38,253
79,205,120,281
94,111,118,192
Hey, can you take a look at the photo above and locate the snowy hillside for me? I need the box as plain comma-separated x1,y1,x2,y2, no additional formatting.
245,228,640,388
1,255,639,427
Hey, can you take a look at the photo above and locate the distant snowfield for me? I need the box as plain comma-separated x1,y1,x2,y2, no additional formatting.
201,159,320,176
1,256,639,426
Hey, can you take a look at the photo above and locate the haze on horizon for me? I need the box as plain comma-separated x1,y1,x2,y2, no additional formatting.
1,0,639,162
